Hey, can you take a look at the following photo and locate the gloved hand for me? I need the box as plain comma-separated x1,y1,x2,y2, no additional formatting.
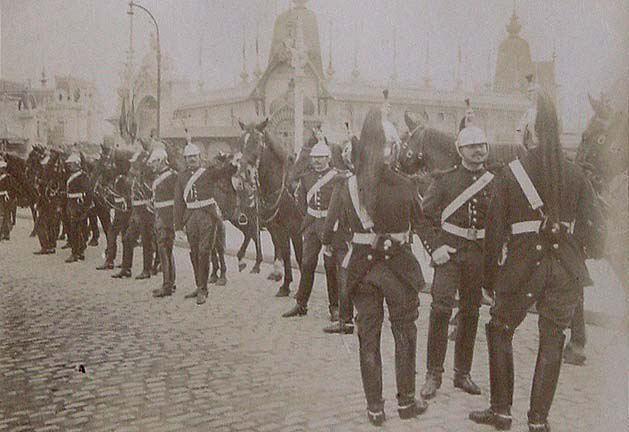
431,244,457,266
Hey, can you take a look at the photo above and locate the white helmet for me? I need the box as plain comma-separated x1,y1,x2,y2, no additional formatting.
65,153,81,164
183,142,201,157
310,141,331,158
148,148,168,164
457,126,488,148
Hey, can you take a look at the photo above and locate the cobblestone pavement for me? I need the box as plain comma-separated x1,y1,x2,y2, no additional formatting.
1,221,626,432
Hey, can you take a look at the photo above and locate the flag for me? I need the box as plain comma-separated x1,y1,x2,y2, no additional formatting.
128,93,137,139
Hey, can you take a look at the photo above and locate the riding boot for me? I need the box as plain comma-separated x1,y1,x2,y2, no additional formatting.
420,308,450,399
185,251,200,298
469,322,513,430
391,320,426,419
527,320,566,432
454,310,481,395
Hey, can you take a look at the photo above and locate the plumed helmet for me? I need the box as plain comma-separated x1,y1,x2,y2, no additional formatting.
310,141,331,157
147,148,168,164
183,142,201,157
457,126,487,147
65,153,81,164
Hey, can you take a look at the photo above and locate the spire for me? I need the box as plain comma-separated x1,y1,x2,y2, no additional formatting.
326,19,335,81
423,32,432,89
126,2,135,82
254,23,263,79
351,37,360,80
40,66,48,88
455,44,463,90
506,1,522,36
198,29,204,91
240,27,249,83
390,28,398,83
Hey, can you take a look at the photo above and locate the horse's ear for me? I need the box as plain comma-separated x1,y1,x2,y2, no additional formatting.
404,111,418,132
256,118,269,132
587,93,601,115
238,120,246,131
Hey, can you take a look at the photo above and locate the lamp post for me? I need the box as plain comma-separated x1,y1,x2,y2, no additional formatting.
128,1,161,138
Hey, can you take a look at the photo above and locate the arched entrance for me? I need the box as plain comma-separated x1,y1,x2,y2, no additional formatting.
268,103,319,154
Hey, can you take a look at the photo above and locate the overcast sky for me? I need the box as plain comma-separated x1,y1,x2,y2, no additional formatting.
1,0,627,131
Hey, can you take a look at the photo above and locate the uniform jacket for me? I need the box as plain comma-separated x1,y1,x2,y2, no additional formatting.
66,170,92,214
298,166,344,233
0,172,18,203
112,173,132,211
420,164,493,259
322,172,426,294
484,149,599,295
174,163,236,231
152,168,177,226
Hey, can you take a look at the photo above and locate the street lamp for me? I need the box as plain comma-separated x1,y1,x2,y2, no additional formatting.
127,1,161,138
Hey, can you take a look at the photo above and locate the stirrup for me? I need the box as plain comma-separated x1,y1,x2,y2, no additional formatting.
237,213,248,225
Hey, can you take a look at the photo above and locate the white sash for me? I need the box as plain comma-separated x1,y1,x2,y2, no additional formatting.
306,169,336,205
183,168,206,202
152,169,173,193
508,159,543,210
440,170,494,224
66,171,82,188
347,175,374,230
0,174,7,183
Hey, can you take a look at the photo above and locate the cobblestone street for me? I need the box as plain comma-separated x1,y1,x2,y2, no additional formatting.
0,221,626,432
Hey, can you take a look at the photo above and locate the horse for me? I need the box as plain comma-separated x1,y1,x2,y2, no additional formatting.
237,119,304,297
576,94,629,286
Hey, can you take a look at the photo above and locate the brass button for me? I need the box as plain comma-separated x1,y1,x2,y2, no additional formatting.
535,245,542,251
527,292,533,298
472,198,478,203
536,261,541,266
552,243,559,250
385,255,390,260
367,254,373,261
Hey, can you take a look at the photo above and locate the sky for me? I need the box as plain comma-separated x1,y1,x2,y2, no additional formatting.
1,0,627,131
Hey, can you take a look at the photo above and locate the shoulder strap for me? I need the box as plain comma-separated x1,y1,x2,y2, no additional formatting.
306,169,337,204
183,168,205,200
508,159,543,210
66,171,82,187
441,171,494,224
152,170,173,192
347,175,374,231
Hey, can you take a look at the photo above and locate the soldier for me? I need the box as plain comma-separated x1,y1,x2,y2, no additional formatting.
418,125,492,399
282,141,343,320
148,148,177,298
64,153,92,263
96,152,132,270
112,150,154,279
174,142,236,305
325,100,428,425
33,152,58,255
321,134,359,334
0,157,17,241
469,92,601,432
87,144,113,247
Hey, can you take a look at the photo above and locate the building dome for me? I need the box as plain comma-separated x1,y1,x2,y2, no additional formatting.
268,0,323,77
494,12,533,94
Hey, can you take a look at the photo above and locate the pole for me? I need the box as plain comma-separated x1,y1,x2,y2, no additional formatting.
128,1,161,137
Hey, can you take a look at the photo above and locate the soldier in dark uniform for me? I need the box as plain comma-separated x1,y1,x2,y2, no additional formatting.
419,125,493,399
64,153,92,262
324,103,428,425
321,135,359,334
282,140,343,320
87,144,113,247
148,148,178,297
33,152,59,255
469,92,601,432
112,150,154,279
96,151,132,270
174,142,236,305
0,157,17,241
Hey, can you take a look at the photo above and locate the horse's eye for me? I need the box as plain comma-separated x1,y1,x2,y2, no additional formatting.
597,135,606,145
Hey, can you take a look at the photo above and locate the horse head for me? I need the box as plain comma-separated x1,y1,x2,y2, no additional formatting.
403,111,459,174
577,98,629,192
238,118,269,167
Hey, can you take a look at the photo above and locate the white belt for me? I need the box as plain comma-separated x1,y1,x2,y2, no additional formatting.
114,197,125,203
511,220,575,235
154,200,174,209
352,231,410,245
67,192,85,199
186,198,216,209
442,222,485,240
132,199,149,206
307,207,328,218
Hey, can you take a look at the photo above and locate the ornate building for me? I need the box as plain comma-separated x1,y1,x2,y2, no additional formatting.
0,72,101,155
166,1,557,156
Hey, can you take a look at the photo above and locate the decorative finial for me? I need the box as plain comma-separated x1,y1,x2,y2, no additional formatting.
506,3,522,36
326,19,334,80
40,66,48,88
351,37,360,80
465,98,471,108
240,27,249,83
423,32,432,88
390,28,398,83
254,23,263,79
383,89,389,100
